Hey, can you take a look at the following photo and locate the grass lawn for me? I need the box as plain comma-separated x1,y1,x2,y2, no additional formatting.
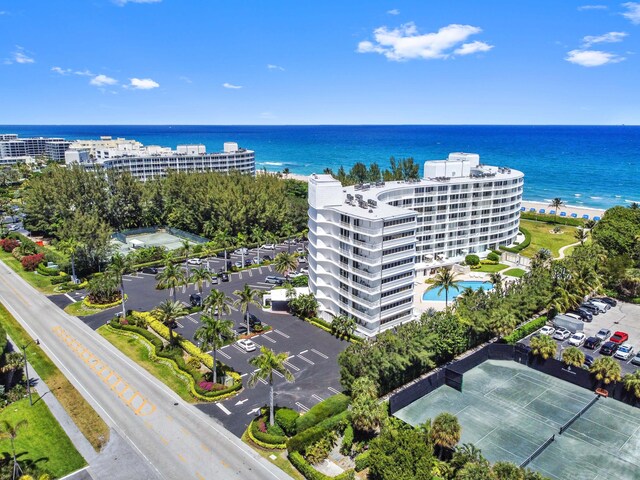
519,219,578,258
241,430,304,480
475,263,509,273
0,251,58,294
503,268,527,278
98,326,195,403
64,300,106,317
0,398,86,478
0,304,110,451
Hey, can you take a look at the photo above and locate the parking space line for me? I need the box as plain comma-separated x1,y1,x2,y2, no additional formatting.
240,373,248,378
232,344,247,354
299,350,308,354
297,354,315,365
248,270,253,277
217,350,231,360
261,334,276,344
249,285,270,290
258,267,263,274
296,402,309,413
311,349,329,359
216,403,232,415
64,293,75,302
274,329,290,339
273,370,284,378
284,361,300,372
328,387,341,394
186,315,198,324
176,321,184,328
121,278,134,282
258,378,268,385
312,394,324,402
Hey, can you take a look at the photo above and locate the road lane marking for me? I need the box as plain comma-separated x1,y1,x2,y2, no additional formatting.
297,354,315,365
160,435,169,445
274,329,290,338
311,348,329,359
177,453,187,463
196,472,206,480
295,402,309,412
216,403,232,415
64,293,75,302
328,387,341,394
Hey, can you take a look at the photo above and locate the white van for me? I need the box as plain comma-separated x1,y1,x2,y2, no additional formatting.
588,300,610,313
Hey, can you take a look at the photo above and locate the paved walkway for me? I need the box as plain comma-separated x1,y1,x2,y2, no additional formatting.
556,241,581,260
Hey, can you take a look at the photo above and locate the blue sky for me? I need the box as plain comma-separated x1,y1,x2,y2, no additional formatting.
1,0,639,125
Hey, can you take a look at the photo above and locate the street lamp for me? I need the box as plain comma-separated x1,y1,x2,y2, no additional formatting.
22,339,39,406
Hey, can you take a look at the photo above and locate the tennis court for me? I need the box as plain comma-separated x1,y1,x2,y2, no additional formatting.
111,228,206,255
394,360,640,480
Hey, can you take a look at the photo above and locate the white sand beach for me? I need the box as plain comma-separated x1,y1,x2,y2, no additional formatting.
520,200,605,219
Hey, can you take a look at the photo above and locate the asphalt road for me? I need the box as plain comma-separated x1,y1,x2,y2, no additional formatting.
0,260,291,480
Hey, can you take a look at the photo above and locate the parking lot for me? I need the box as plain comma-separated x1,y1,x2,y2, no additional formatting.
48,240,349,436
522,300,640,375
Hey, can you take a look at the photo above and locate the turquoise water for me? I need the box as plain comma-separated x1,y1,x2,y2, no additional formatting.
2,125,639,209
422,281,493,301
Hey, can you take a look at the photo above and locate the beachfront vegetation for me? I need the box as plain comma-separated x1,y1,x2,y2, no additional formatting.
324,156,420,185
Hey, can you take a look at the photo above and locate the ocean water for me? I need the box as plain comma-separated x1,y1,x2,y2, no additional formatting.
2,125,639,210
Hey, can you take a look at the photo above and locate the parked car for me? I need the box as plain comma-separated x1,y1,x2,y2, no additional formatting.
265,275,286,285
599,341,619,356
583,355,595,368
539,326,556,336
220,273,229,282
296,247,306,255
252,257,261,265
261,244,276,250
210,275,219,284
565,313,582,322
284,239,297,245
580,303,599,315
298,256,307,264
234,261,243,269
189,293,202,307
262,255,273,262
568,308,593,322
237,339,256,352
187,258,202,265
614,343,634,360
596,328,611,341
597,297,617,307
584,336,602,350
234,248,249,255
553,327,571,341
236,325,248,335
247,313,262,327
609,331,629,344
216,251,227,258
300,267,308,275
568,332,586,347
288,272,303,279
244,259,253,267
631,352,640,366
588,300,610,313
7,224,20,232
140,266,158,274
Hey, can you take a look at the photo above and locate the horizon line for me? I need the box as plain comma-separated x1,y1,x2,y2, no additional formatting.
0,123,639,127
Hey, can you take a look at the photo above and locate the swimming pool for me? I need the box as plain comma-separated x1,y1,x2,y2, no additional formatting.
422,281,493,302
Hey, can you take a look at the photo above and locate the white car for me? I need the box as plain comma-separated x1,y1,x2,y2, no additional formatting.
539,326,555,336
299,267,308,275
186,258,202,265
553,327,571,341
296,247,306,255
234,248,249,255
614,343,634,360
237,339,256,352
261,244,275,250
568,332,586,347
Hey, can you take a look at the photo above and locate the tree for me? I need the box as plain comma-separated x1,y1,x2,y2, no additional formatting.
151,300,187,345
351,377,386,434
562,346,585,368
0,352,24,389
349,162,368,184
0,419,29,478
530,334,557,360
486,308,517,337
432,268,460,308
489,272,504,296
623,370,640,400
251,226,266,263
549,198,564,217
57,237,81,283
203,289,232,319
212,230,234,265
281,223,296,253
108,253,131,319
233,284,261,332
575,228,589,245
155,262,186,302
288,293,318,318
86,272,120,304
194,313,234,384
248,347,294,426
430,412,462,459
590,356,622,385
331,314,357,339
492,462,526,480
273,252,298,277
181,239,192,277
189,267,212,296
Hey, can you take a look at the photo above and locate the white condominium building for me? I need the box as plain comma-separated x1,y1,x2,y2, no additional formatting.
308,153,524,336
0,134,69,163
66,141,255,180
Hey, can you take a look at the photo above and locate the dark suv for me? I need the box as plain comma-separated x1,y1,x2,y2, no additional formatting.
599,341,619,356
597,297,617,307
568,308,593,322
189,293,202,307
584,336,602,350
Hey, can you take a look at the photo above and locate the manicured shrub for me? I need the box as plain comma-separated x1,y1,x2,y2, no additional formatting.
288,410,349,453
354,450,371,472
340,424,354,455
288,451,355,480
304,431,337,464
464,254,480,266
502,316,548,344
296,393,351,433
487,252,500,262
250,417,287,446
21,253,45,271
37,262,60,276
275,407,300,436
0,238,19,252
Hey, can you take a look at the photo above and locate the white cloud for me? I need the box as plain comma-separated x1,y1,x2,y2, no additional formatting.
222,82,242,89
357,22,492,61
582,31,628,47
128,78,160,89
622,2,640,24
267,64,285,71
565,49,625,66
178,76,192,83
51,66,71,75
74,69,94,76
387,9,400,15
577,5,608,10
90,74,118,86
113,0,161,5
10,46,34,64
454,40,493,56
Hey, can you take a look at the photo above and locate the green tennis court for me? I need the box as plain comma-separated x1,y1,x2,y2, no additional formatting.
394,360,640,480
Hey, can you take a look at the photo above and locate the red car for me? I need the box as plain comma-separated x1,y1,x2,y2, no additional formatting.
609,331,629,344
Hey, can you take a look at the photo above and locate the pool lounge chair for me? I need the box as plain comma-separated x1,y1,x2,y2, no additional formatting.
582,214,589,219
549,210,556,215
560,212,567,217
539,209,546,214
594,216,601,221
520,207,525,212
570,213,578,218
529,208,536,212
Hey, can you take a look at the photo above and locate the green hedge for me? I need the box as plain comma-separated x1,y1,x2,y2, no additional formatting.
288,451,355,480
36,262,60,276
249,417,288,447
500,226,532,254
50,275,69,285
0,322,8,355
354,450,371,472
288,410,349,453
275,407,299,436
296,393,351,433
520,211,585,226
502,316,548,344
340,424,354,455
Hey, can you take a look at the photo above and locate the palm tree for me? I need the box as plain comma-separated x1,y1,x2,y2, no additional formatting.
203,289,232,319
430,412,462,460
282,167,290,178
532,248,553,269
273,252,298,277
151,300,187,345
0,352,24,389
281,222,296,253
248,346,295,426
251,226,266,263
574,228,589,245
548,284,580,318
108,252,131,319
155,262,186,302
488,272,503,296
189,267,212,296
236,232,248,267
432,268,460,308
233,284,261,332
58,237,81,283
181,239,192,277
623,370,640,400
194,313,234,384
562,346,585,368
213,230,235,266
331,314,357,339
530,334,557,360
0,419,29,477
549,198,564,218
590,356,622,385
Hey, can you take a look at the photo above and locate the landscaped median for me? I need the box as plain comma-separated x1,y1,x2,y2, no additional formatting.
100,311,242,402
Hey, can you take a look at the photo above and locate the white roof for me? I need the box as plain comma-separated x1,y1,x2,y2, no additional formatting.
269,287,309,302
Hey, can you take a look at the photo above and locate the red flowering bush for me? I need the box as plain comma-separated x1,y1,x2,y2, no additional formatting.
0,238,19,252
21,253,45,271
